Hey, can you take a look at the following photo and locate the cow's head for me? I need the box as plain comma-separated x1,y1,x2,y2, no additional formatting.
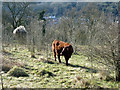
60,45,73,56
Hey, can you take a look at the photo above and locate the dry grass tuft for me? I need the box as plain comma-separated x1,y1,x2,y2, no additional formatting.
7,66,29,77
96,70,114,81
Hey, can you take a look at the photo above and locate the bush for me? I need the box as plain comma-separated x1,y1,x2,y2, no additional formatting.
7,66,29,77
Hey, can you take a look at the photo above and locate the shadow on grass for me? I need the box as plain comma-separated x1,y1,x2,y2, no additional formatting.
44,60,55,64
68,63,98,73
41,58,55,64
42,58,98,73
3,51,14,56
39,69,56,77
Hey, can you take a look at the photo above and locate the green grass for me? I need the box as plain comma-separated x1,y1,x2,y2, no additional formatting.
2,46,120,88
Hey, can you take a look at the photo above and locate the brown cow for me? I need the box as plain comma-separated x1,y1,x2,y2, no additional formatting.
52,40,73,66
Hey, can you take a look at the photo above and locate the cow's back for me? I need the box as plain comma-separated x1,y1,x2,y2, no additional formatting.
52,40,65,50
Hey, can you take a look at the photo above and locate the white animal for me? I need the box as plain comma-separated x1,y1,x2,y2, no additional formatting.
13,26,27,34
13,26,28,45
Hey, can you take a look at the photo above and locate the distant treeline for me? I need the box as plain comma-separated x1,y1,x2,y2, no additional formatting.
30,2,118,17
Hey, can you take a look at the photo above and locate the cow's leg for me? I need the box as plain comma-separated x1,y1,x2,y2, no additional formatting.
66,59,68,66
65,57,69,66
53,49,56,61
58,54,61,63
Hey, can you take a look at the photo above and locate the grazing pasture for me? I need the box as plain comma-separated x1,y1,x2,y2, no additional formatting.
1,45,120,88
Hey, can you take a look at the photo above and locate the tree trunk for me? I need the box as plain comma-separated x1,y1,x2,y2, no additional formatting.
115,65,120,81
115,2,120,81
31,35,36,58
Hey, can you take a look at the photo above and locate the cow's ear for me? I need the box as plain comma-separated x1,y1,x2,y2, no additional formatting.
69,45,72,48
69,45,73,53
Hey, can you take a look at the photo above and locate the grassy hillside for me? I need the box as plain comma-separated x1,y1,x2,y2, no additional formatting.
1,46,120,88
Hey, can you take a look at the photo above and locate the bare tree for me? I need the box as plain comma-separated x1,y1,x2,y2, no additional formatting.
79,3,120,81
3,2,31,29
